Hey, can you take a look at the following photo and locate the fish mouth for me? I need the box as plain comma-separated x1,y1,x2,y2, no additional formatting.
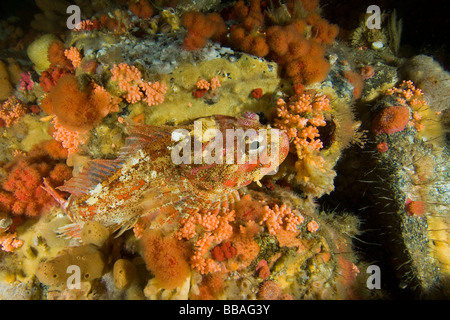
278,130,290,162
257,130,290,176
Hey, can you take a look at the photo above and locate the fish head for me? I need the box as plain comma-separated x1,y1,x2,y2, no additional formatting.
173,113,289,191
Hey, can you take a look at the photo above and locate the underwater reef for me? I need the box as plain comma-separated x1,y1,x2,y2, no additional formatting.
0,0,449,300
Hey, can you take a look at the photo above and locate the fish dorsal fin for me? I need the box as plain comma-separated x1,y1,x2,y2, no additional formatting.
58,124,172,197
116,124,172,161
58,159,122,196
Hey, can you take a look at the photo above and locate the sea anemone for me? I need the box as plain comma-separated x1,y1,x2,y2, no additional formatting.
372,106,410,135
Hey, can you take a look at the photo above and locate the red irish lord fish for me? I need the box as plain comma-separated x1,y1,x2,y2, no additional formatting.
43,112,289,237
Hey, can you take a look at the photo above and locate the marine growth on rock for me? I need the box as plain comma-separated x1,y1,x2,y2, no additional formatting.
0,0,448,303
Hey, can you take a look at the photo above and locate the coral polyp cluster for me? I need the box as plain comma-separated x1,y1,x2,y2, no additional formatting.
0,96,26,128
110,63,167,106
0,0,448,302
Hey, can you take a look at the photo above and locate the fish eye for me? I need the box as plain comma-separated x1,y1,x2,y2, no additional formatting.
247,138,266,154
249,141,260,150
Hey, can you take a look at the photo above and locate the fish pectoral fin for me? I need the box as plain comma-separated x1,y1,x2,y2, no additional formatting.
58,159,122,196
114,220,137,238
57,222,83,240
184,189,241,215
42,178,69,211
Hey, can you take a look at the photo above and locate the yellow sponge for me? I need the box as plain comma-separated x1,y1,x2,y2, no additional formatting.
113,259,136,290
36,245,105,287
27,33,59,73
81,221,110,247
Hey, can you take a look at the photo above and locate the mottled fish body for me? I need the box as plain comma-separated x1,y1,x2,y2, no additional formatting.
44,112,289,236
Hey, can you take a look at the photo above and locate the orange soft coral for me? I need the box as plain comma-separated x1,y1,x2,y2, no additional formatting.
42,74,120,132
229,2,338,85
0,143,72,217
193,76,222,99
270,17,337,85
39,65,73,93
176,209,236,274
140,82,167,106
266,22,331,85
110,63,167,106
64,47,82,68
51,118,88,155
196,79,211,91
182,11,227,51
129,0,154,19
259,204,304,235
386,80,427,132
306,13,339,45
227,0,269,57
291,53,330,85
0,96,26,127
274,92,330,150
47,41,72,69
230,26,269,57
180,0,336,86
141,229,191,290
307,220,319,232
274,91,332,183
0,232,23,252
232,0,264,31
